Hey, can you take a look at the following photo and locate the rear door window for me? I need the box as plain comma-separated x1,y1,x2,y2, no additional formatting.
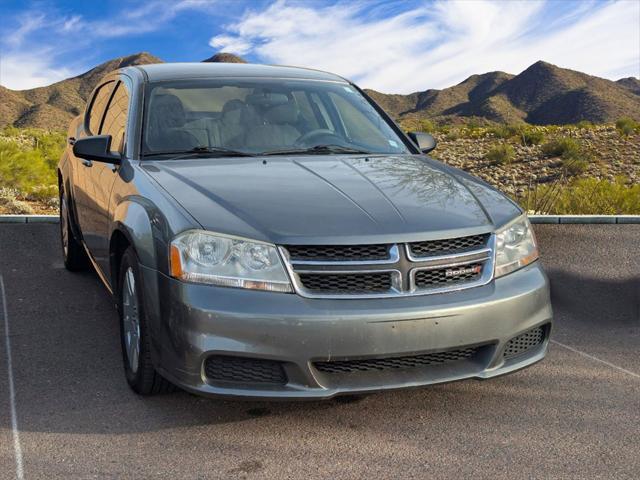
87,81,115,134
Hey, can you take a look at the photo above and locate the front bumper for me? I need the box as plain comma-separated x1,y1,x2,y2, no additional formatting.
141,261,552,399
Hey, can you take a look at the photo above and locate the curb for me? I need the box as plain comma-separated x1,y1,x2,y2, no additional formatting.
1,215,640,224
528,215,640,224
0,215,59,223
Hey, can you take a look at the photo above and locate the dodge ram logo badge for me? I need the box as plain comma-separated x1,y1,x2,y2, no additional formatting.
445,265,482,277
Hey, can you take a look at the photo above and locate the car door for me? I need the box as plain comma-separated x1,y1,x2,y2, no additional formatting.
72,80,116,251
81,79,131,273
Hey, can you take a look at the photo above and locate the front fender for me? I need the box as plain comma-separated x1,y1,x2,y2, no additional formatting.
111,197,174,364
111,198,163,271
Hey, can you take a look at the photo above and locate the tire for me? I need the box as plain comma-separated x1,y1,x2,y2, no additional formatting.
118,247,175,395
60,189,89,271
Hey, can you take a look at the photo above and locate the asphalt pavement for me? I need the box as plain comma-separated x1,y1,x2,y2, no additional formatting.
0,224,638,479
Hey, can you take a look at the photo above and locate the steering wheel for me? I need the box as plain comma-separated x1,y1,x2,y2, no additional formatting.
296,129,343,146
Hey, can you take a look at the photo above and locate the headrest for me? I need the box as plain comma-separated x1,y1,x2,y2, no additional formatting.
245,92,289,108
150,94,186,128
222,99,245,114
264,102,299,124
221,99,245,124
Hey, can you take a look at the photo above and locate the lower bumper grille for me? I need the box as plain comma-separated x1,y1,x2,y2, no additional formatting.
314,347,479,375
503,326,546,358
204,355,287,385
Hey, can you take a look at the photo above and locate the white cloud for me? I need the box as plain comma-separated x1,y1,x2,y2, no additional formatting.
209,34,253,55
0,52,73,90
211,0,640,93
0,0,218,89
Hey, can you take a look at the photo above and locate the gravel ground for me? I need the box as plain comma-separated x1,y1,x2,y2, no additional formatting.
0,224,638,480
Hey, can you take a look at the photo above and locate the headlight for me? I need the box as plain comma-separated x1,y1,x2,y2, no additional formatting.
169,230,293,292
494,215,539,278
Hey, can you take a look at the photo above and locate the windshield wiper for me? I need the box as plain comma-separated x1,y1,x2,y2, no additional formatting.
142,146,256,159
260,144,373,156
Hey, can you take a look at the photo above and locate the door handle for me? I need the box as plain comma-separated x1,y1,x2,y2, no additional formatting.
81,159,93,167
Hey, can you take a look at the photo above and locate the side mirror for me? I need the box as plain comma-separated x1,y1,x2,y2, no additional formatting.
407,132,437,154
73,135,121,164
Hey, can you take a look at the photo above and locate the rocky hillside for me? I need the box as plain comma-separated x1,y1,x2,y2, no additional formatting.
2,55,638,130
430,124,639,199
368,61,640,125
0,52,162,130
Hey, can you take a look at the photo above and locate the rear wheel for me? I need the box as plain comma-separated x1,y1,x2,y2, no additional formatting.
118,247,175,395
59,189,89,271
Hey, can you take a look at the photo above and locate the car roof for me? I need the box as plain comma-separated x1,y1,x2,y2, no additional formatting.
134,63,349,84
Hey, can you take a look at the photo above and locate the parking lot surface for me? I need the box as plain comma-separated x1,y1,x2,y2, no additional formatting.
1,224,639,479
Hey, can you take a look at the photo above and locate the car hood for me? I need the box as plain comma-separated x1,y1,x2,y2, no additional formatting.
142,154,521,245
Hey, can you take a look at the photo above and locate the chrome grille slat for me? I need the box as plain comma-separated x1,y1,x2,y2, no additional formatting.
280,233,495,299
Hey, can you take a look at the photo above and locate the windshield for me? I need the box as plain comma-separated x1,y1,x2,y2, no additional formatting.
142,79,411,157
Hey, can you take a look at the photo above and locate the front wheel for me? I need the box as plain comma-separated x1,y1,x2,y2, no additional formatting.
118,247,175,395
59,190,88,271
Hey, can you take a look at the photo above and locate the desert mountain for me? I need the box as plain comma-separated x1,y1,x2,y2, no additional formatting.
1,55,638,130
202,52,247,63
368,61,640,125
617,77,640,96
1,52,162,130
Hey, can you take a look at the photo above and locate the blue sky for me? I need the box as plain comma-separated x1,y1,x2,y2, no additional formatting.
1,0,639,92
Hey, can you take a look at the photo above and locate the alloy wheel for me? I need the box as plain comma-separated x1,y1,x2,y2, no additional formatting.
122,267,141,373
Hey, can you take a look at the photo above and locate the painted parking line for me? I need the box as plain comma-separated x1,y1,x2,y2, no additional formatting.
1,275,24,480
551,340,640,380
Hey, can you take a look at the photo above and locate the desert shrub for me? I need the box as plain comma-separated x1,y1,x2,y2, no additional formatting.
522,177,640,214
541,137,593,175
575,120,595,129
562,158,589,175
518,128,545,146
615,117,640,137
560,177,640,213
488,123,545,145
27,185,59,202
0,188,35,214
488,124,518,139
485,143,515,164
0,140,57,193
416,119,436,133
541,137,581,158
444,128,460,141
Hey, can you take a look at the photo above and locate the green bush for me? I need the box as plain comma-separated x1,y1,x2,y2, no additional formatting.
0,140,57,193
488,123,545,145
615,117,640,137
488,124,518,139
518,128,545,146
522,177,640,214
562,158,589,175
541,137,581,158
444,128,460,141
485,143,515,164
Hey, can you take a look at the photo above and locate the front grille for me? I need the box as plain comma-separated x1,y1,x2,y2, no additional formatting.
409,234,489,258
286,244,389,261
298,272,392,293
204,355,287,385
503,326,545,358
284,233,493,298
414,264,482,289
314,347,478,374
